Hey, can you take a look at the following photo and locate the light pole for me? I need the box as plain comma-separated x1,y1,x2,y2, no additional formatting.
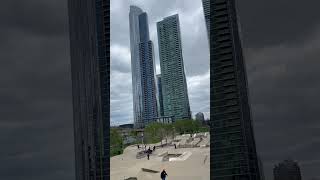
141,132,144,147
173,127,175,140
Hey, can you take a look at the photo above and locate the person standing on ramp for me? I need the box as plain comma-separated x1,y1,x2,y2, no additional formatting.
160,169,168,180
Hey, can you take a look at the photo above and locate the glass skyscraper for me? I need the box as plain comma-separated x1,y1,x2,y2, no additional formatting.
209,0,261,179
68,0,109,180
129,6,158,128
157,14,191,120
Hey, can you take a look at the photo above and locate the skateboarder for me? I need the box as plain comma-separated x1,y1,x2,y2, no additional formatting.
160,169,168,180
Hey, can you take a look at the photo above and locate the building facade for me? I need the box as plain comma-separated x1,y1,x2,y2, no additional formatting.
156,74,164,117
153,116,175,124
157,14,191,121
129,6,158,128
119,123,134,129
195,112,205,122
209,0,261,179
274,160,302,180
68,0,109,179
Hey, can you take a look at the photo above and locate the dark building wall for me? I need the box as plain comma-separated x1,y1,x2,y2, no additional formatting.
68,0,109,179
210,0,260,179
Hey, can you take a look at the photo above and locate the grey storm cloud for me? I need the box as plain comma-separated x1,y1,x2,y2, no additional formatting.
237,0,320,48
0,0,319,180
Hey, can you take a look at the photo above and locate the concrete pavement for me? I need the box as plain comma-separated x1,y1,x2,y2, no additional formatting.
110,133,210,180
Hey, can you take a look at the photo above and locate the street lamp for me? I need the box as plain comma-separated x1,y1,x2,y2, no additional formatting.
141,132,144,146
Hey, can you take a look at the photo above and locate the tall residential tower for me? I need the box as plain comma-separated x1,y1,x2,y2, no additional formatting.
68,0,109,179
129,6,158,128
210,0,261,179
157,14,191,120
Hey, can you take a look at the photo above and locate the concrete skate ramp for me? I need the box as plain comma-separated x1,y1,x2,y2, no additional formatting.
169,151,192,161
190,138,201,146
141,168,159,173
136,151,147,159
162,153,183,161
158,151,168,157
198,137,209,147
124,177,137,180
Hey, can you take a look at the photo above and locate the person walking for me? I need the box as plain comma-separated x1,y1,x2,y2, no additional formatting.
160,169,168,180
147,153,150,160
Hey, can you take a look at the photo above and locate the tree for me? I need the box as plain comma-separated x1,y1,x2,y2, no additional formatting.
142,120,209,145
163,124,174,139
172,119,207,134
144,122,162,144
110,128,123,157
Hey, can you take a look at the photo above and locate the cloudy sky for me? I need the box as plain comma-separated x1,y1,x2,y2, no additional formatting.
0,0,320,180
110,0,210,126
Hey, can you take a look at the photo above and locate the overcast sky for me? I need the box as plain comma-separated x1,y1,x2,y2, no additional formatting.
0,0,320,180
110,0,210,126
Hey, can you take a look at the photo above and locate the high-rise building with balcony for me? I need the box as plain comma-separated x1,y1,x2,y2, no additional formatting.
68,0,109,179
157,14,191,120
129,6,158,128
210,0,261,179
274,160,302,180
